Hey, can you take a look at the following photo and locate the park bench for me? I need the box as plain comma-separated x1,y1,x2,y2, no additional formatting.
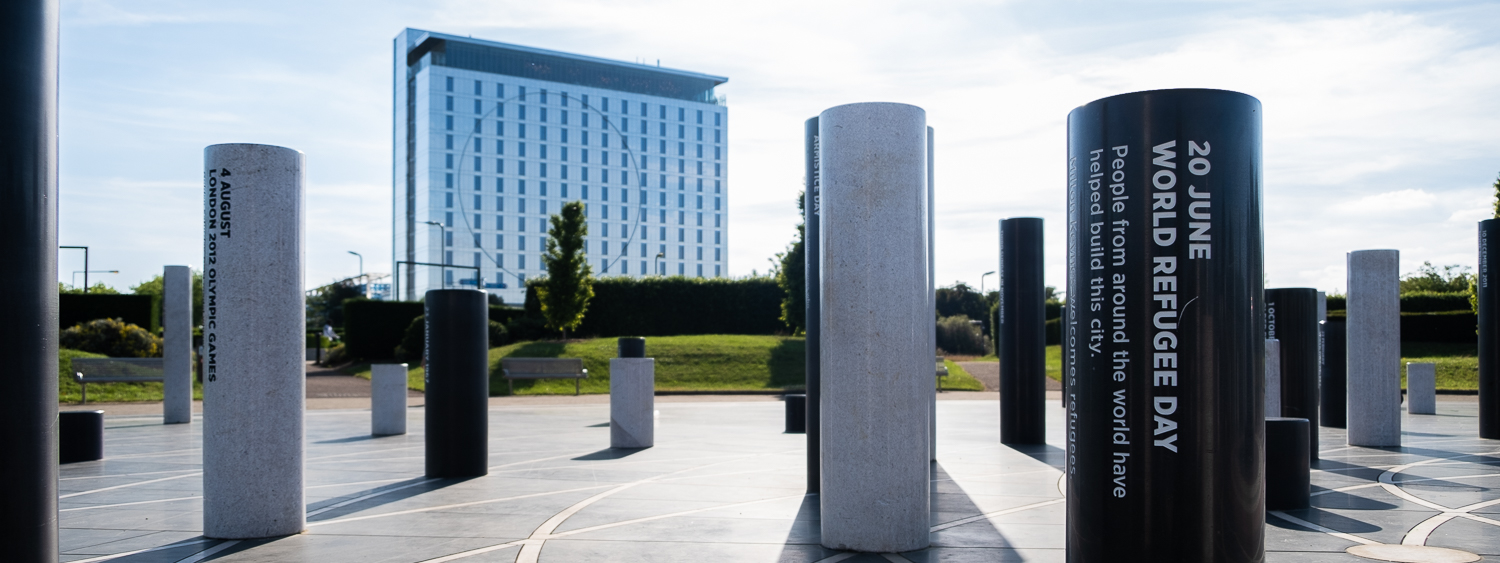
501,358,589,396
72,358,165,404
936,356,948,392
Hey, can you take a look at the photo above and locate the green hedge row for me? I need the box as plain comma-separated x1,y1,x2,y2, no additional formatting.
59,293,158,332
520,276,783,338
341,298,524,360
1326,310,1475,343
1325,291,1471,313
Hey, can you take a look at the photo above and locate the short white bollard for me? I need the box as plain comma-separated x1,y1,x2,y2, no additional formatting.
610,358,655,448
1266,339,1282,418
201,143,306,539
1347,249,1401,447
163,265,193,425
1406,362,1436,415
372,364,408,436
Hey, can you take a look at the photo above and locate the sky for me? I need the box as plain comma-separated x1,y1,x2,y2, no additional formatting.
56,0,1500,298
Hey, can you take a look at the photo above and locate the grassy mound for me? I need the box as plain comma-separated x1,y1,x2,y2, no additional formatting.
351,335,985,395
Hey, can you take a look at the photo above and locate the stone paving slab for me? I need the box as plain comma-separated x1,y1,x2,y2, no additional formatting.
54,396,1500,562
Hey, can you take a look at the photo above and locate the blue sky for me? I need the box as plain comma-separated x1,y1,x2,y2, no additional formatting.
57,0,1500,298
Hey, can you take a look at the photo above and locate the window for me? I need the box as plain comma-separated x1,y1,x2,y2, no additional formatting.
562,165,569,179
582,185,590,199
659,139,666,153
697,264,703,277
660,210,666,223
697,247,703,259
445,115,454,131
518,161,526,176
696,230,703,243
659,226,666,240
497,196,505,211
519,236,526,250
696,195,702,209
445,96,454,111
622,119,628,133
620,99,627,113
446,135,453,149
678,194,685,207
540,163,547,178
678,228,684,242
640,261,647,275
715,181,721,194
697,162,703,175
620,188,629,203
678,263,684,275
473,156,481,171
696,145,703,158
496,178,504,193
561,184,569,198
497,215,504,229
497,123,505,140
696,127,703,141
678,211,685,224
562,129,569,144
541,127,548,141
445,173,453,188
696,178,702,192
678,125,685,139
659,157,666,171
659,123,666,137
445,76,453,91
445,269,453,285
474,119,482,133
678,159,685,173
496,235,504,249
715,163,721,177
445,193,453,208
696,212,702,226
602,205,609,219
640,243,647,257
472,175,480,190
640,102,647,116
541,200,548,214
678,142,685,156
496,83,504,97
715,197,721,210
541,108,548,123
678,245,684,259
659,105,666,119
519,198,526,213
445,154,453,169
696,110,703,124
496,159,504,174
519,142,527,157
602,97,609,112
497,103,505,118
715,146,721,160
715,113,722,126
715,248,721,260
519,105,527,120
473,233,482,247
715,214,722,227
445,231,453,246
540,181,548,196
473,99,481,114
540,89,548,104
714,130,721,144
562,93,569,107
474,138,482,153
519,254,526,269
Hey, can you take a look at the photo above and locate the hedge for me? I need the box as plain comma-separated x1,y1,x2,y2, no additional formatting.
1325,310,1475,343
59,293,158,332
341,298,525,360
520,276,782,338
1325,291,1471,314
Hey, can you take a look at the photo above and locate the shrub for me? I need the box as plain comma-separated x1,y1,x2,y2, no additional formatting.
488,320,509,348
323,344,348,365
60,294,158,332
394,315,424,363
343,298,525,360
60,318,162,358
936,315,988,356
521,276,782,337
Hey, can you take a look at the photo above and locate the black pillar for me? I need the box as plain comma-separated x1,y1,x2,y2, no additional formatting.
0,1,59,560
425,289,490,478
1480,219,1499,439
804,116,822,492
1264,417,1311,511
999,217,1046,444
1321,318,1347,429
1066,89,1265,563
618,337,645,358
1266,288,1320,459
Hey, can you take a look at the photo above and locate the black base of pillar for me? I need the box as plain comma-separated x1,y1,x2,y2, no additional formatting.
60,410,104,464
424,289,490,478
1266,417,1311,511
785,394,806,434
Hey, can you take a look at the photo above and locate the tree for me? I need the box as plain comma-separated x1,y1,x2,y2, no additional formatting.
537,200,594,339
1492,172,1499,219
60,282,120,295
1399,261,1473,294
305,280,364,329
775,191,806,333
132,271,205,327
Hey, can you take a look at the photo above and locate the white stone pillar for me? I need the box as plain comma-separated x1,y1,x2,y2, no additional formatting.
202,143,306,538
1406,362,1436,415
163,265,193,424
372,364,408,436
819,102,930,553
1265,339,1281,418
1347,249,1401,447
610,358,655,448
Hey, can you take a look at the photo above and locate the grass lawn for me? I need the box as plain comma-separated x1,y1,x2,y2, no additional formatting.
977,345,1063,382
58,349,204,404
940,360,984,391
1401,342,1477,391
349,335,986,395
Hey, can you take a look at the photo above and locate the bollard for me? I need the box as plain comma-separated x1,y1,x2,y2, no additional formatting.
785,394,807,433
611,337,654,449
1065,89,1265,562
163,265,193,424
999,217,1046,444
1406,362,1436,415
1266,339,1282,418
1265,417,1311,511
818,102,930,553
372,364,408,436
424,289,490,477
202,143,306,539
1347,250,1401,447
59,411,104,464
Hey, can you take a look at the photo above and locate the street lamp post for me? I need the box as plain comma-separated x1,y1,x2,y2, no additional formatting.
980,270,996,295
61,245,88,292
423,221,448,286
654,252,665,276
348,251,365,297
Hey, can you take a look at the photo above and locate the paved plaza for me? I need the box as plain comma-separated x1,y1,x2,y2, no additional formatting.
57,394,1499,562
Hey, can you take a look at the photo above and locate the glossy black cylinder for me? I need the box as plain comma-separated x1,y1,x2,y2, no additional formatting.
785,394,807,434
0,0,59,560
1065,89,1265,563
1320,319,1347,428
1264,417,1311,511
424,289,490,478
1480,219,1499,438
999,217,1046,444
1266,288,1320,459
618,337,645,359
59,411,104,464
804,116,822,492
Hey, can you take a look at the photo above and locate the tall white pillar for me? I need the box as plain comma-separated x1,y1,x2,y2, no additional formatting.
1347,249,1401,447
819,102,930,553
163,265,193,424
1406,362,1436,415
927,126,936,462
202,143,306,538
371,364,408,436
1265,339,1281,418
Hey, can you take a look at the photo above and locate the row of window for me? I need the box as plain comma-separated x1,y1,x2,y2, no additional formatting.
441,109,724,146
442,192,722,213
438,225,722,247
441,262,721,288
444,135,721,161
443,76,723,126
440,245,720,276
443,154,723,179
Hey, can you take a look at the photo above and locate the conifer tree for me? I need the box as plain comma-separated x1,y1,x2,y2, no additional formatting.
538,201,594,339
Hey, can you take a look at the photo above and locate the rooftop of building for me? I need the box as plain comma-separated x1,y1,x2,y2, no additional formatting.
401,28,727,104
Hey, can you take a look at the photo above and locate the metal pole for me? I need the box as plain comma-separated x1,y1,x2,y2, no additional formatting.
980,270,995,296
0,1,60,560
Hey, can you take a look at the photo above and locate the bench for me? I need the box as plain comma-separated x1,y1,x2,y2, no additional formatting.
936,356,948,392
72,358,165,404
501,358,589,396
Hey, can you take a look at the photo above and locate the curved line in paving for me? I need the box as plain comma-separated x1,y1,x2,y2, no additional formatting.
1377,450,1500,546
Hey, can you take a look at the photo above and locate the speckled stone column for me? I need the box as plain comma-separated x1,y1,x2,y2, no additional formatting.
818,102,930,553
1266,339,1281,418
1347,249,1401,447
201,143,306,539
1406,362,1436,415
163,265,193,424
610,359,655,448
371,364,407,436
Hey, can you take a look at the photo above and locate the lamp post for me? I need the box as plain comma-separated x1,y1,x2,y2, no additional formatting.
72,270,118,291
980,270,996,295
61,245,88,291
348,251,366,297
424,221,448,285
654,252,665,276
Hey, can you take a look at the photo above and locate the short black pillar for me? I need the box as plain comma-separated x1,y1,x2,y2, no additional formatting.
998,217,1046,444
1265,417,1311,510
1267,288,1320,459
60,410,104,464
618,337,645,358
1321,318,1348,428
785,394,807,434
424,289,490,478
